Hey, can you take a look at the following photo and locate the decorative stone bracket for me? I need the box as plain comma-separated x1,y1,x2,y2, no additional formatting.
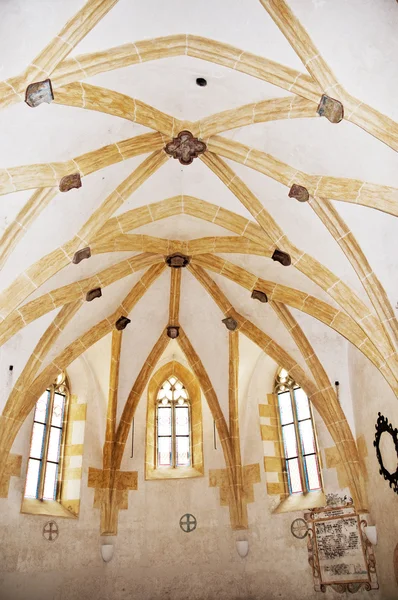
209,463,260,529
88,467,138,535
0,453,22,498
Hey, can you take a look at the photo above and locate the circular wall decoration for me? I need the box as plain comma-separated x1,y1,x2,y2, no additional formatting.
373,412,398,494
290,518,308,539
179,513,197,533
42,520,59,542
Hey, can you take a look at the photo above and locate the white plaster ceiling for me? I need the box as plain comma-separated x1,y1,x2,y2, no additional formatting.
0,0,397,429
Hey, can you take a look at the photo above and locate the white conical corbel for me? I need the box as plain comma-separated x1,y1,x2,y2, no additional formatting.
236,540,249,558
101,544,114,562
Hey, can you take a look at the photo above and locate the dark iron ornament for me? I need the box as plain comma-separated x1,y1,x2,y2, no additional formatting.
167,325,180,339
222,317,238,331
115,316,131,331
272,249,291,267
290,518,308,539
164,130,207,165
373,412,398,494
72,246,91,264
317,94,344,124
251,289,268,303
42,520,59,542
288,184,309,203
59,173,82,193
25,78,54,108
179,513,197,533
166,253,190,268
86,287,102,302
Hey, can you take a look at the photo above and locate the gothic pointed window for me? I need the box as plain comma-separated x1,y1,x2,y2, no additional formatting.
156,376,191,468
275,368,322,494
24,372,70,501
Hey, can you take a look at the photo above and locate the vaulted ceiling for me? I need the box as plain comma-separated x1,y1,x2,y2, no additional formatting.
0,0,397,493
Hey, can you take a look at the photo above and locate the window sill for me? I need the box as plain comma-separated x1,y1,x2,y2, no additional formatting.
21,498,78,519
146,466,204,480
273,490,325,514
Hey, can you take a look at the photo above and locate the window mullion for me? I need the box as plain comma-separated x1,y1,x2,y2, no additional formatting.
308,400,323,491
55,386,69,502
172,401,176,468
291,387,307,493
38,385,55,501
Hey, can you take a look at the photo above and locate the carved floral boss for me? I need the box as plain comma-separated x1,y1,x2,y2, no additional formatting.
165,131,207,165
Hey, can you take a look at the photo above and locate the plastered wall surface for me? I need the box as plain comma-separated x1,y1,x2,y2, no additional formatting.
348,345,398,600
0,337,393,600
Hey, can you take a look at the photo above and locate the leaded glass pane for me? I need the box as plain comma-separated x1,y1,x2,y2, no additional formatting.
287,458,302,493
157,407,172,436
51,393,65,427
43,461,58,500
156,377,191,469
158,436,172,466
278,391,293,425
299,419,315,455
30,422,45,460
176,436,190,466
305,454,321,490
25,459,41,498
47,427,62,463
34,390,50,424
282,423,298,459
175,406,189,436
294,387,310,421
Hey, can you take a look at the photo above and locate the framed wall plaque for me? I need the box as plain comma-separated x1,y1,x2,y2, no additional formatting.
304,505,378,593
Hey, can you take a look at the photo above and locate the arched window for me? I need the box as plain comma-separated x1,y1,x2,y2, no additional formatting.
275,368,322,494
156,376,191,468
145,362,203,480
24,372,70,501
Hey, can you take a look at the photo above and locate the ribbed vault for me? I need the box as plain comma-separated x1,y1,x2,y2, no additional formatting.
0,0,397,531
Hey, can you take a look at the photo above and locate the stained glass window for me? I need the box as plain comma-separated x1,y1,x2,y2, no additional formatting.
156,377,191,469
24,372,70,501
275,369,321,494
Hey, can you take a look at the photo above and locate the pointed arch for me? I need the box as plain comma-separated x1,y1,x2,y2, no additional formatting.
145,361,204,479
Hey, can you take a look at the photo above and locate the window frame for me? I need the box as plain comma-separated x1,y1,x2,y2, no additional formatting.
145,361,204,480
275,369,322,495
155,376,192,469
24,372,70,502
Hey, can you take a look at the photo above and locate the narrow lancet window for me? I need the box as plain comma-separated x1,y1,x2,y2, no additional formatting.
275,369,322,494
156,376,191,468
24,372,70,501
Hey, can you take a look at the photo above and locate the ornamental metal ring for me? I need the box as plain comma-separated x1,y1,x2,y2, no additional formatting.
373,412,398,495
291,518,308,539
42,520,59,542
179,513,197,533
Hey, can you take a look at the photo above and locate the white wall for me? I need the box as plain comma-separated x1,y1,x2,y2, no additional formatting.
348,344,398,600
0,338,392,600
